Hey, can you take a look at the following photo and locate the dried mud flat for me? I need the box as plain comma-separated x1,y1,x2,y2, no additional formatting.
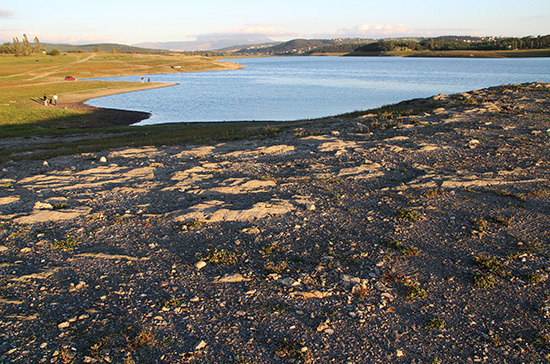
0,82,549,364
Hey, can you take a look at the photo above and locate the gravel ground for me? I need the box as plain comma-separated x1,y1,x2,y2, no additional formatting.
1,82,549,363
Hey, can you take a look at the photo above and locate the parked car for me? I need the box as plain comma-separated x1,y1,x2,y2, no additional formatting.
64,76,77,81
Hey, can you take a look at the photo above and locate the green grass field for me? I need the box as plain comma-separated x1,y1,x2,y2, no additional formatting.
0,53,241,128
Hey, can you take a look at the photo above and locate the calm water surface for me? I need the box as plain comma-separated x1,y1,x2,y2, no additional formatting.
85,57,550,125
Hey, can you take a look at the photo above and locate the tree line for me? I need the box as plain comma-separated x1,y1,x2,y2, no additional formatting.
354,35,550,53
0,34,49,55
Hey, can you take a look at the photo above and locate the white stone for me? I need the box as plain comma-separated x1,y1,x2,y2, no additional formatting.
99,156,107,163
215,273,250,283
195,260,207,270
195,340,207,351
33,201,53,210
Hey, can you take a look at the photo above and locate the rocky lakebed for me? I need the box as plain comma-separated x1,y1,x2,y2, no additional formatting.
0,82,549,363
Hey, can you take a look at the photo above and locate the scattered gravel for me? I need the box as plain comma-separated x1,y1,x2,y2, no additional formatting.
1,82,549,363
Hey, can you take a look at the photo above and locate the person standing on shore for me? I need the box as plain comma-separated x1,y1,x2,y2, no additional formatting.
43,93,48,106
53,94,58,106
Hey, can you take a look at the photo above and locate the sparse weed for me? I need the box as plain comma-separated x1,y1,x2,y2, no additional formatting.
259,174,278,183
158,297,181,308
426,318,446,330
187,220,207,230
473,272,496,289
274,338,310,361
127,327,155,352
396,208,421,222
490,215,511,226
404,280,427,300
352,283,370,300
425,188,445,198
260,242,287,256
199,248,239,265
264,260,288,274
383,240,420,256
51,235,79,251
473,218,489,230
527,271,544,283
52,203,69,210
474,254,506,276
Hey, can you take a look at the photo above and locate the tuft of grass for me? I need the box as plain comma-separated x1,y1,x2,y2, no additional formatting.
51,235,79,251
490,215,511,226
404,280,427,300
473,272,496,289
199,248,239,265
352,283,370,300
473,218,489,231
527,271,544,283
158,297,181,308
52,203,69,210
264,260,288,274
424,188,445,198
260,242,287,256
127,328,155,352
383,240,420,256
396,208,421,222
187,219,207,230
474,254,506,276
274,338,310,361
426,318,446,330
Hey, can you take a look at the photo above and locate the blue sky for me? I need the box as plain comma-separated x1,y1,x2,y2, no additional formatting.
1,0,549,44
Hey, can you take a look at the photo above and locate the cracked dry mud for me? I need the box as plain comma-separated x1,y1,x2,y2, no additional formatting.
0,82,549,363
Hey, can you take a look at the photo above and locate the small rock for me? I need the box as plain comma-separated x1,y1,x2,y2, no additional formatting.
33,201,53,210
341,274,361,287
324,328,335,334
317,323,330,332
279,277,301,287
99,156,107,163
195,260,207,270
58,321,70,329
396,349,404,357
195,340,207,351
215,273,250,283
42,161,49,167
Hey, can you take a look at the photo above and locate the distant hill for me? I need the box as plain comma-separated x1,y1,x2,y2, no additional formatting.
43,43,168,54
233,38,373,55
135,34,276,52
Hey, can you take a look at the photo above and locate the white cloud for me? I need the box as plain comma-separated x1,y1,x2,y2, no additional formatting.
316,23,417,39
0,8,15,19
194,24,298,40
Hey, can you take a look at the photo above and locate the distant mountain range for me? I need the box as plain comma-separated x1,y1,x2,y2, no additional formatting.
42,42,168,54
134,34,276,52
33,34,548,57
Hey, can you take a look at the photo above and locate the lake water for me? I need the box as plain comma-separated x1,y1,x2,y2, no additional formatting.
85,56,550,125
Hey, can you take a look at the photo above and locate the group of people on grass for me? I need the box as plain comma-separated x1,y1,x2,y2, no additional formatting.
43,93,58,106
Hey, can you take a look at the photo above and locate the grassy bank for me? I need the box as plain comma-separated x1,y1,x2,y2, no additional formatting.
0,53,242,129
349,48,550,58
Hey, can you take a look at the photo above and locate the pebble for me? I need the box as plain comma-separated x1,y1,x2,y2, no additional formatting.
99,156,107,163
57,321,70,329
195,260,207,270
215,273,250,283
195,340,207,351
